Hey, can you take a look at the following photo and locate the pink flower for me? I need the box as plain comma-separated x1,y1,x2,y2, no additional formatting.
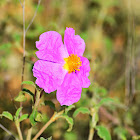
33,27,90,106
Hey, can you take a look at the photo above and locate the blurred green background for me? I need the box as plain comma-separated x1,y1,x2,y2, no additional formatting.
0,0,140,139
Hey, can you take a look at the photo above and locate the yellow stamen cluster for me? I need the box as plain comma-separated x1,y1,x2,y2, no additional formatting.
63,54,82,73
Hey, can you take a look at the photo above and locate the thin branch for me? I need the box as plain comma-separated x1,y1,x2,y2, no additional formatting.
21,0,25,89
26,127,32,140
25,0,42,33
21,0,26,85
18,0,23,8
0,123,17,140
20,0,25,119
125,0,135,105
21,0,41,86
99,107,120,125
26,89,42,139
130,4,136,103
88,109,96,140
57,0,68,28
0,123,12,136
32,111,64,140
125,0,132,105
88,128,94,140
99,107,136,136
40,89,44,98
32,115,55,140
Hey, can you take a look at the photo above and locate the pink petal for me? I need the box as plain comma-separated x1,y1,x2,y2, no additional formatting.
36,31,68,63
33,60,67,93
64,27,85,56
56,73,82,106
76,56,90,88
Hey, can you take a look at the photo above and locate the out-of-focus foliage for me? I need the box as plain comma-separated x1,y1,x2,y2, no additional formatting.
0,0,140,139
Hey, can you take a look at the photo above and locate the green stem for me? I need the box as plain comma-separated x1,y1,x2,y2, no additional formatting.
15,121,23,140
26,90,43,140
88,128,94,140
26,127,33,140
88,108,97,140
32,110,64,140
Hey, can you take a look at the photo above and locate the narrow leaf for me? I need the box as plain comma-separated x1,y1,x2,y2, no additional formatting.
65,105,75,114
2,111,13,121
73,107,90,117
15,107,22,118
96,125,111,140
96,98,114,108
40,136,52,140
40,137,46,140
19,114,28,122
21,81,36,87
29,109,37,126
59,114,73,132
22,88,34,97
114,126,128,140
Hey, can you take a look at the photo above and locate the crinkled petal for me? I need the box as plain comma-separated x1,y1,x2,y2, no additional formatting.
33,60,67,93
64,27,85,56
76,56,90,88
36,31,68,63
56,73,82,106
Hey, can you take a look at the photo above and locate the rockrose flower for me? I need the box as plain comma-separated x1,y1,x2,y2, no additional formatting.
33,27,90,106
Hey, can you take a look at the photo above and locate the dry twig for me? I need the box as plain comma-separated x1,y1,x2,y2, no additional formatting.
0,123,17,140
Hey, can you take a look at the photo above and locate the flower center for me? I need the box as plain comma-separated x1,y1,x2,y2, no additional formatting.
63,54,82,73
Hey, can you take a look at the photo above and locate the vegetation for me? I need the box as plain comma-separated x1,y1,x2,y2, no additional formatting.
0,0,140,139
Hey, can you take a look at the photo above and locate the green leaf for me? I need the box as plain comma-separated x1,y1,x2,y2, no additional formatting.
47,136,52,140
65,105,75,114
114,127,128,140
44,101,55,110
15,107,22,118
59,114,73,132
92,86,107,97
104,37,113,52
105,16,116,27
0,43,12,50
96,125,111,140
19,114,28,122
22,88,34,101
41,114,49,122
34,4,44,13
21,81,36,87
96,98,114,108
73,107,90,117
64,132,77,140
29,109,37,126
40,137,46,140
40,136,52,140
80,32,88,41
12,33,21,42
22,88,34,97
35,112,43,122
1,111,13,121
14,92,27,102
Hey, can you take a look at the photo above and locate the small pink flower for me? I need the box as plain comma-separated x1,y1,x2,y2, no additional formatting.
33,27,90,106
